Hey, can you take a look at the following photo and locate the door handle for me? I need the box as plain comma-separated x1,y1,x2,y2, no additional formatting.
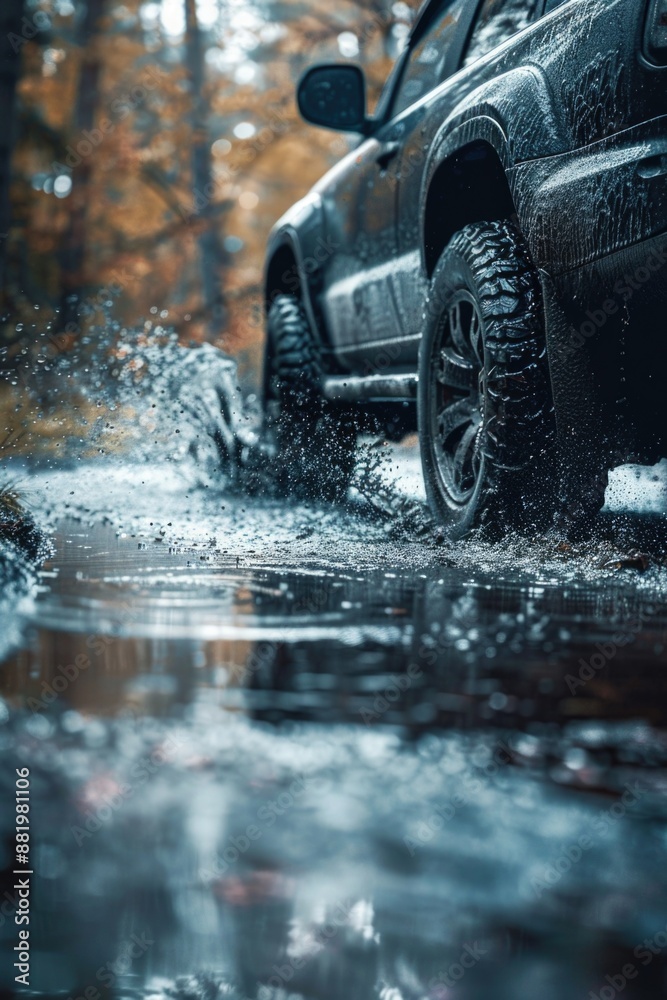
637,153,667,179
375,141,401,170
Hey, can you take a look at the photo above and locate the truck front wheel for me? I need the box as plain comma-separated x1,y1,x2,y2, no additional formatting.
418,220,561,538
264,294,356,503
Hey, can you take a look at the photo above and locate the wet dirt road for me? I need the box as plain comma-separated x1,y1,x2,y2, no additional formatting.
2,450,667,1000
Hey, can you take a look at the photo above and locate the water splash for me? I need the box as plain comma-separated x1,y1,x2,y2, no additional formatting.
0,306,264,488
0,532,40,661
109,325,261,486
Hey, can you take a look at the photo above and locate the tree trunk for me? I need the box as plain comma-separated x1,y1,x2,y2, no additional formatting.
184,0,226,337
57,0,106,333
0,0,26,304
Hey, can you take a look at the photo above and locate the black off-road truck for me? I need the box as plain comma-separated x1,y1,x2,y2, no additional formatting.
263,0,667,537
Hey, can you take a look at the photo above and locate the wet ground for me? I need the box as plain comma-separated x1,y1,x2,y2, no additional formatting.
2,446,667,1000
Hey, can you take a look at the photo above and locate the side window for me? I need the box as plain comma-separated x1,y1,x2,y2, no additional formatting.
390,0,467,118
463,0,542,68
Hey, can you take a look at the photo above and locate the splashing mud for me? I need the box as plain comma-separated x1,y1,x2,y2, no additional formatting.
3,307,666,576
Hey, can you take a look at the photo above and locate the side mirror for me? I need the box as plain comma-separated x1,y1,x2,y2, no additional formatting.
297,64,370,134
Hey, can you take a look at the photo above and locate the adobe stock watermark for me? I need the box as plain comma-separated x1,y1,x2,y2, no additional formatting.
251,236,341,329
1,268,135,391
26,652,92,713
198,772,329,882
66,931,154,1000
359,661,422,724
359,619,491,726
256,898,356,998
529,781,645,898
559,240,667,359
180,109,290,223
50,67,167,173
359,338,403,381
27,601,140,712
427,940,488,997
590,919,667,1000
223,589,331,684
564,606,656,695
228,638,278,685
8,5,53,53
70,732,187,846
404,739,515,856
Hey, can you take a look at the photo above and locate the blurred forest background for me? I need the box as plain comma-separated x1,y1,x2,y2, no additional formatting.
0,0,419,389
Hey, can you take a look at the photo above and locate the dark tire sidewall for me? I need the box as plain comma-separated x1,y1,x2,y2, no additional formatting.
264,294,356,502
418,221,556,538
420,254,489,536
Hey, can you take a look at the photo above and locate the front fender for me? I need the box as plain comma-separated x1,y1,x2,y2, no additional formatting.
265,193,325,287
418,65,565,272
264,192,326,344
423,115,511,197
438,65,567,164
419,117,514,276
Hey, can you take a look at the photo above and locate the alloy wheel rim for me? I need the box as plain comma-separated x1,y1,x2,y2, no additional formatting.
430,291,485,507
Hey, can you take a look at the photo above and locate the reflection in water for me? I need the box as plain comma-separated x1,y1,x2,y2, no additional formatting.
4,521,666,733
0,535,39,665
1,516,667,999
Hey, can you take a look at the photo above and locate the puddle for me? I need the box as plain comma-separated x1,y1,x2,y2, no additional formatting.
0,453,666,999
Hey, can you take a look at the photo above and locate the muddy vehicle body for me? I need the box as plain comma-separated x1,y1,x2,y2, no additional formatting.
263,0,667,536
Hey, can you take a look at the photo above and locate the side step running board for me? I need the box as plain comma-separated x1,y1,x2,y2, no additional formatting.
322,373,418,403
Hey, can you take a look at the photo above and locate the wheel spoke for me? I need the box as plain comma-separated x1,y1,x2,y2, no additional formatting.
469,309,483,366
436,397,474,445
450,301,461,338
437,346,476,391
431,292,486,506
452,421,480,492
448,301,467,356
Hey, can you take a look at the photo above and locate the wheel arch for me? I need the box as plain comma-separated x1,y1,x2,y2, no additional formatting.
264,228,328,345
265,238,300,308
421,121,520,279
263,229,328,401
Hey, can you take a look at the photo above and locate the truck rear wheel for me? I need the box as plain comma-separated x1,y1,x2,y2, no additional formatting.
264,294,356,502
418,220,559,538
